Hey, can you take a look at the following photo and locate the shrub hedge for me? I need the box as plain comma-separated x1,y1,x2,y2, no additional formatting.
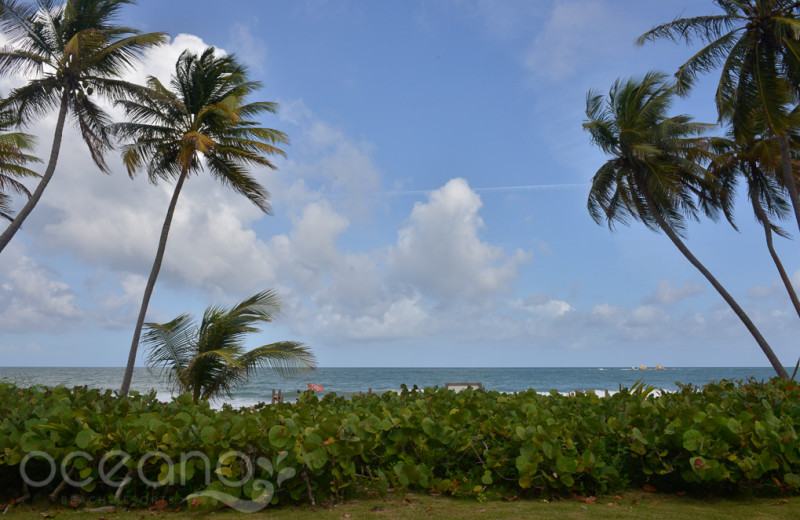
1,377,799,506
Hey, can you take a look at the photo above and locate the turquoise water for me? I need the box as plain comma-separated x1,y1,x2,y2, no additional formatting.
0,366,780,408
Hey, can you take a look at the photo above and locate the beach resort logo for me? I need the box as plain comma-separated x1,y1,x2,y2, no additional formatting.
19,449,296,513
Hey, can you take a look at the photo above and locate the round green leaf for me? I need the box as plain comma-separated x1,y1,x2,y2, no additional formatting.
269,424,289,449
75,428,98,449
682,429,703,451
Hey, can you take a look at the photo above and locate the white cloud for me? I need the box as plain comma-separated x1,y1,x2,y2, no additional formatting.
644,280,704,305
525,0,631,82
278,99,314,126
290,120,381,209
311,295,431,341
227,23,268,73
265,201,351,293
93,274,146,329
11,35,283,296
0,246,82,332
125,33,218,87
630,305,665,326
591,302,623,322
512,294,573,317
388,178,532,302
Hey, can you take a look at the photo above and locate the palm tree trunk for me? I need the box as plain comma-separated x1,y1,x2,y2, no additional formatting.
639,183,789,379
752,199,800,320
0,90,69,254
778,134,800,234
120,170,189,396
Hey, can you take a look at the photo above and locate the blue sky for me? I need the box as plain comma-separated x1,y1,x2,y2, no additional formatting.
0,0,798,369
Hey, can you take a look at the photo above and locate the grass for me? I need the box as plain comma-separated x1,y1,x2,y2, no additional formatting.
4,491,799,520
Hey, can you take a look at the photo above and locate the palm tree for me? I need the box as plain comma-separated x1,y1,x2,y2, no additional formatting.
143,290,315,404
0,0,166,252
637,0,800,235
709,115,800,319
583,71,789,379
113,47,288,396
0,108,40,221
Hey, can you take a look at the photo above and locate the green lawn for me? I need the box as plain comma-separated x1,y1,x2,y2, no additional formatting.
5,491,799,520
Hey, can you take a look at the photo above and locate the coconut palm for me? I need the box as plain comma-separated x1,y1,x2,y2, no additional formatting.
709,114,800,319
113,47,288,396
584,71,788,379
0,0,166,251
0,108,40,220
143,290,315,404
637,0,800,234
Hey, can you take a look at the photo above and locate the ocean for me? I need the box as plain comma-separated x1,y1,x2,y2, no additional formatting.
0,366,781,409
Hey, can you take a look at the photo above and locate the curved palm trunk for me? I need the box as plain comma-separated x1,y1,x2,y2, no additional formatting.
120,170,189,396
778,135,800,234
752,199,800,320
639,183,789,379
0,90,69,253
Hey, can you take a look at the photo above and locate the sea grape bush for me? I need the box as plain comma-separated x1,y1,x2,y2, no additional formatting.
0,378,799,507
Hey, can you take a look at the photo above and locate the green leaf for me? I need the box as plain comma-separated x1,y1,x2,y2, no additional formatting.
683,429,703,451
200,425,216,444
269,424,290,449
784,473,800,488
556,455,577,474
172,411,193,428
542,441,554,459
726,418,742,435
304,448,327,470
303,432,322,452
421,417,436,436
75,428,98,449
19,432,40,453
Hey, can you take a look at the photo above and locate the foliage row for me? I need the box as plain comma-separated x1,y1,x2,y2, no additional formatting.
1,378,800,506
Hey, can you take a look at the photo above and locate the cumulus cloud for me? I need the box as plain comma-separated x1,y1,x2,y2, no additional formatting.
252,178,535,343
512,294,573,317
644,280,704,305
124,33,217,87
10,35,286,295
310,295,432,342
388,178,532,302
280,118,382,218
0,246,82,332
264,201,351,294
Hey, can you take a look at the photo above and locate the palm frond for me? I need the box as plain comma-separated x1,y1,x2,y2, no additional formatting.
241,341,316,380
116,46,286,211
142,314,196,395
637,14,739,46
143,290,316,402
584,71,717,238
